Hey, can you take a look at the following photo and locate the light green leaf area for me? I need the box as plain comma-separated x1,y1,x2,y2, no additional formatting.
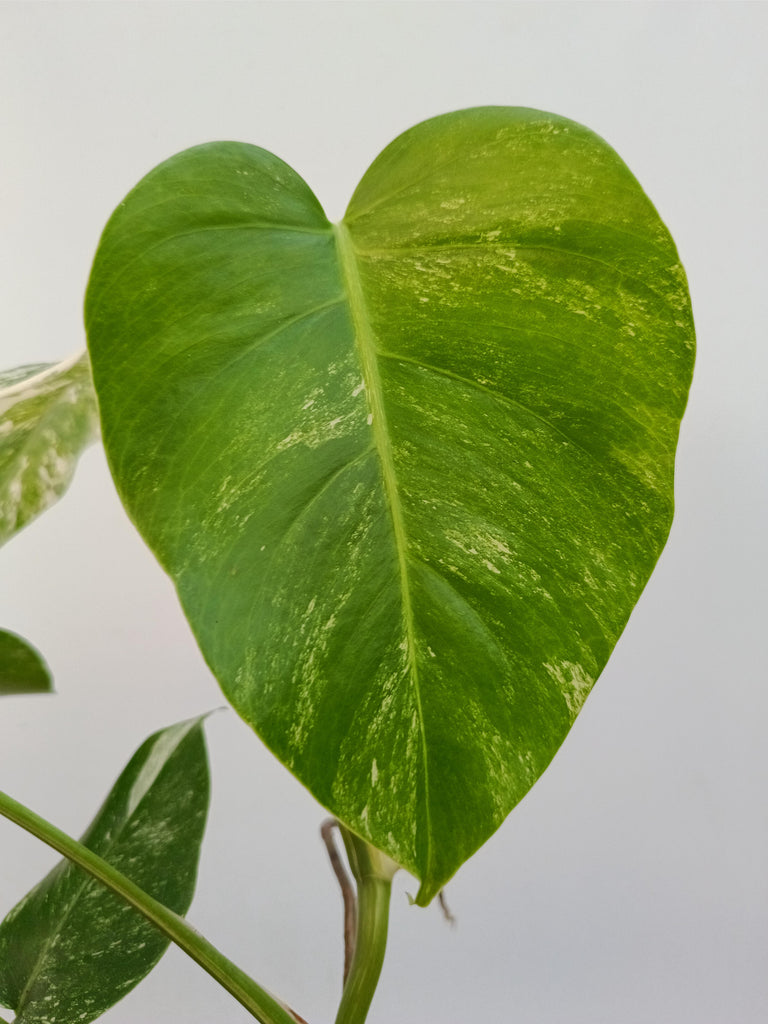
0,351,100,547
0,629,52,695
0,718,209,1023
85,107,695,903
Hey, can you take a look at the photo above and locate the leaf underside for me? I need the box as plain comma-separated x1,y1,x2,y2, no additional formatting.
85,107,695,903
0,718,209,1023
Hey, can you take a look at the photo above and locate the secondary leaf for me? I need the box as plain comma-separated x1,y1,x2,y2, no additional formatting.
85,107,695,903
0,350,100,547
0,717,209,1023
0,629,52,695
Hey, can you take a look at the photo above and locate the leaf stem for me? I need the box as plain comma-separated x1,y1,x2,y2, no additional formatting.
321,819,357,982
0,789,301,1024
333,828,397,1024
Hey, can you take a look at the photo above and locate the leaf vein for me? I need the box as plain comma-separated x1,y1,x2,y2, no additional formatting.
333,223,433,876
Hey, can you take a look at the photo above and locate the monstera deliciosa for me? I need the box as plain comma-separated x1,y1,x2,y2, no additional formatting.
84,107,695,904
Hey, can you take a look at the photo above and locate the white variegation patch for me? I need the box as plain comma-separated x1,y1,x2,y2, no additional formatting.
0,349,99,546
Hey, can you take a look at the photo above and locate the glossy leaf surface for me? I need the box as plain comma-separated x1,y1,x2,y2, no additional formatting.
0,629,52,695
85,107,695,902
0,351,99,547
0,718,209,1023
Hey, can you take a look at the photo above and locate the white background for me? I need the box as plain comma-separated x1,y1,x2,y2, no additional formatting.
1,2,766,1022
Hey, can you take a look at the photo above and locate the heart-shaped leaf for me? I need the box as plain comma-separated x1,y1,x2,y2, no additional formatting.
0,629,52,695
0,717,209,1023
0,352,100,547
85,107,695,903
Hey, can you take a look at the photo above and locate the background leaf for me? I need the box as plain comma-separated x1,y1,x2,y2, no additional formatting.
0,717,209,1023
0,351,100,547
85,107,695,903
0,629,52,695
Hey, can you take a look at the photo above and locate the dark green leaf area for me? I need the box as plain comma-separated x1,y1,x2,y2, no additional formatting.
377,362,646,888
85,109,695,905
0,630,52,695
85,143,340,569
0,719,209,1023
340,109,694,898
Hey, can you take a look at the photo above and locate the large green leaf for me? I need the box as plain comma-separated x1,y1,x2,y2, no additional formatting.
0,717,209,1023
0,629,52,695
85,107,695,903
0,351,99,547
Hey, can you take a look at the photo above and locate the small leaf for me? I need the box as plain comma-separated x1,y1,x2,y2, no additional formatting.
85,108,695,903
0,629,52,695
0,717,210,1023
0,350,100,547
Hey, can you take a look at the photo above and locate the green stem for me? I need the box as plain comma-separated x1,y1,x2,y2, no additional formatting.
0,790,300,1024
334,828,397,1024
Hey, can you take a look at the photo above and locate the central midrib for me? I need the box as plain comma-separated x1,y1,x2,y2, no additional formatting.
332,221,431,874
